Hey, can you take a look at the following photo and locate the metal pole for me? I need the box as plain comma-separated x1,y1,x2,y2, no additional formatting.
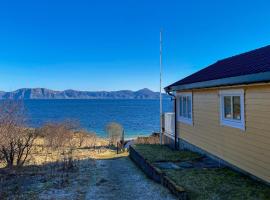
174,97,178,149
160,30,163,145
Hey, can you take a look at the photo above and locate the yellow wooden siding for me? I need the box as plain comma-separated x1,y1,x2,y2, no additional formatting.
177,85,270,183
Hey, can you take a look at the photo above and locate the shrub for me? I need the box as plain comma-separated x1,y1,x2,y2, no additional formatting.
74,130,97,148
105,122,124,146
135,135,160,144
0,101,37,168
40,120,78,150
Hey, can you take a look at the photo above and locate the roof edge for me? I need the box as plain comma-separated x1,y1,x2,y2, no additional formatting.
165,71,270,92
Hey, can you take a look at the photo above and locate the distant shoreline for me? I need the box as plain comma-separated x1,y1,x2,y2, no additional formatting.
0,88,169,100
1,98,170,100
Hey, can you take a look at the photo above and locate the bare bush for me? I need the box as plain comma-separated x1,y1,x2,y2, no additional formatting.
39,120,82,166
0,101,37,168
105,122,123,146
69,130,98,148
85,132,97,148
40,120,78,150
77,131,86,147
74,130,88,147
135,135,159,144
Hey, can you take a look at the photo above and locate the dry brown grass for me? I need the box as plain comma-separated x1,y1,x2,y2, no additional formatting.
0,133,109,168
32,135,108,165
0,132,128,199
134,134,160,145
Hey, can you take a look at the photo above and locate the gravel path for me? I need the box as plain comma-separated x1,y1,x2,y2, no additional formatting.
86,157,176,200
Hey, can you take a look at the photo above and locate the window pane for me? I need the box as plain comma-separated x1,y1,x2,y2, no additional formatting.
224,96,232,119
183,96,187,118
187,96,191,119
233,96,241,120
179,97,183,117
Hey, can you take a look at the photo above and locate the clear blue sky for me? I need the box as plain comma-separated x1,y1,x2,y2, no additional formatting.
1,0,270,92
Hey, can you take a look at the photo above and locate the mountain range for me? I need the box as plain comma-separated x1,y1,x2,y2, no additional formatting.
0,88,169,100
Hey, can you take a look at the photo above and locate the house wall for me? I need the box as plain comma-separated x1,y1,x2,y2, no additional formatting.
177,84,270,183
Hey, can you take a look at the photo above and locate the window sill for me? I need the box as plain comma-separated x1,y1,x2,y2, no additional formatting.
178,117,193,126
220,119,245,131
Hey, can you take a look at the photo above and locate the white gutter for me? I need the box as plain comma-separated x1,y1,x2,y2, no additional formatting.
166,71,270,92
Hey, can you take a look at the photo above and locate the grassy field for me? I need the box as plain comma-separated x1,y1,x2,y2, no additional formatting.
132,144,201,163
132,144,270,200
165,168,270,200
0,150,129,199
0,136,128,199
0,158,96,199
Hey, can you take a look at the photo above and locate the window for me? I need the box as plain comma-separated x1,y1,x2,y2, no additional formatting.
177,92,193,125
220,89,245,130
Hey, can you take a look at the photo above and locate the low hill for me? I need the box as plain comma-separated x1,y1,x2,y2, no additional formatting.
0,88,169,100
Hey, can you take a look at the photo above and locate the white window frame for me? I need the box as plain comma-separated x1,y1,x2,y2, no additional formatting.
219,89,245,130
176,92,193,125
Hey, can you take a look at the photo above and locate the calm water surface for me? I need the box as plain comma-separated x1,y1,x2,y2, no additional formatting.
24,99,173,138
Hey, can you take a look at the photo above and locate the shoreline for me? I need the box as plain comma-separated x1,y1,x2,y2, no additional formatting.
96,133,156,141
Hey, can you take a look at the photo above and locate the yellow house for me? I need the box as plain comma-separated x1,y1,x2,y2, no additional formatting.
164,45,270,184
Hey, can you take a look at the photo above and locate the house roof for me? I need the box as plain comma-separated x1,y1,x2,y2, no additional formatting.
165,45,270,92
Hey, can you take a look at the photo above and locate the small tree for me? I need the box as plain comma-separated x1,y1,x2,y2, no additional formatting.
41,120,78,150
74,130,87,147
40,120,79,166
0,101,37,168
74,130,97,148
87,132,97,148
105,122,123,147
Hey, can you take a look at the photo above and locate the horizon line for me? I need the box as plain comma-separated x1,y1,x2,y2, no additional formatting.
0,87,166,93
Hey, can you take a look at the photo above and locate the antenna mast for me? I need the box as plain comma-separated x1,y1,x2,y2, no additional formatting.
159,30,163,145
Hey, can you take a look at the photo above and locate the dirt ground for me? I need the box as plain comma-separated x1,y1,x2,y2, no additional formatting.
1,153,175,199
1,135,176,199
86,157,176,200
